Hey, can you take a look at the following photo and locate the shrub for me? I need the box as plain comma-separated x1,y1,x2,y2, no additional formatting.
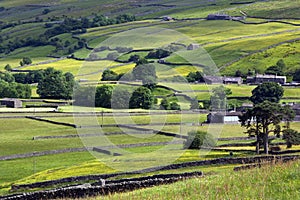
283,129,300,148
184,131,216,149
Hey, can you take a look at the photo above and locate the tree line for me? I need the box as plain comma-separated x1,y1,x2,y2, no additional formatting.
0,14,136,54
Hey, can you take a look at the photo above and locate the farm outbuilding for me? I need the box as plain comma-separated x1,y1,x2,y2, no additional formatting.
207,14,231,20
203,76,224,84
0,98,23,108
246,74,286,85
187,44,200,50
223,77,243,84
203,76,242,85
207,112,242,124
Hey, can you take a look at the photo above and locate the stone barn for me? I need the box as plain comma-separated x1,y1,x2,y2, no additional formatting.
246,74,286,85
187,44,200,50
207,14,231,20
207,112,242,124
0,98,23,108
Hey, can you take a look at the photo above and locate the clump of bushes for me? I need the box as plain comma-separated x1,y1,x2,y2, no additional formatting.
184,131,216,149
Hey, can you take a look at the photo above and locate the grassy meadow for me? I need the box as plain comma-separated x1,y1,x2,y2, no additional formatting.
93,160,300,200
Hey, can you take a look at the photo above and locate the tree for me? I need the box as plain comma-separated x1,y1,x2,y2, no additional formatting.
20,57,32,66
184,131,216,149
111,88,131,109
129,86,154,109
250,82,284,104
101,69,120,81
95,85,114,108
276,59,286,69
4,64,12,71
239,101,295,154
170,102,180,110
132,63,157,89
146,49,171,59
293,69,300,82
0,72,15,83
37,68,74,99
265,59,285,76
283,129,300,148
0,80,31,98
265,65,284,76
160,98,170,110
186,71,204,83
235,70,242,77
190,98,199,110
210,85,232,110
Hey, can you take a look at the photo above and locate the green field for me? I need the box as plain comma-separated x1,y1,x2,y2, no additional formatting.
97,160,300,200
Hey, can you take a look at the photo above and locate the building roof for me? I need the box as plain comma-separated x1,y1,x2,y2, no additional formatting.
224,77,242,82
204,76,223,82
247,74,286,79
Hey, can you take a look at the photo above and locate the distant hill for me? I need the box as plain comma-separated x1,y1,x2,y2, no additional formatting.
0,0,299,78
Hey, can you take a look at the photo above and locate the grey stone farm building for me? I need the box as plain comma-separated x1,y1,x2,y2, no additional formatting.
187,44,200,50
0,98,23,108
207,14,231,20
206,112,242,124
203,76,242,85
246,74,286,84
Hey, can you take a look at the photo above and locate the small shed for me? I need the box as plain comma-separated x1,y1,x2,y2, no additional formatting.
203,76,223,84
207,112,242,124
187,44,200,50
162,16,173,21
0,98,23,108
246,74,286,85
223,77,243,84
207,14,231,20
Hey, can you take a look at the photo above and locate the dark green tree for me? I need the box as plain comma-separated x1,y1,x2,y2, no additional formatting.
95,85,114,108
4,64,12,71
265,65,284,76
101,69,120,81
250,82,284,104
184,131,216,149
186,71,204,82
146,49,171,59
293,69,300,82
283,129,300,148
37,68,74,99
160,98,170,110
20,57,32,66
235,70,242,77
239,101,295,154
210,85,232,110
0,72,15,83
129,86,154,109
132,63,157,89
111,88,131,109
170,102,180,110
190,98,200,110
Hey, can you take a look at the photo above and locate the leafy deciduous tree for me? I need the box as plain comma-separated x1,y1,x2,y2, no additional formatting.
239,101,295,154
250,82,284,104
129,86,154,109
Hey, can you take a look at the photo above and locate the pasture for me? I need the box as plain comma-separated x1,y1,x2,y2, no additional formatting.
0,110,299,196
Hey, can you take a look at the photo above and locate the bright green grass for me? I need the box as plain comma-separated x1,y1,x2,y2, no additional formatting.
44,113,207,125
206,31,300,67
226,0,300,19
222,41,300,75
21,59,83,74
98,159,300,200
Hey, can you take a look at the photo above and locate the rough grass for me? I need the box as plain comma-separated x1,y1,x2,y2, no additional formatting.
95,160,300,200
